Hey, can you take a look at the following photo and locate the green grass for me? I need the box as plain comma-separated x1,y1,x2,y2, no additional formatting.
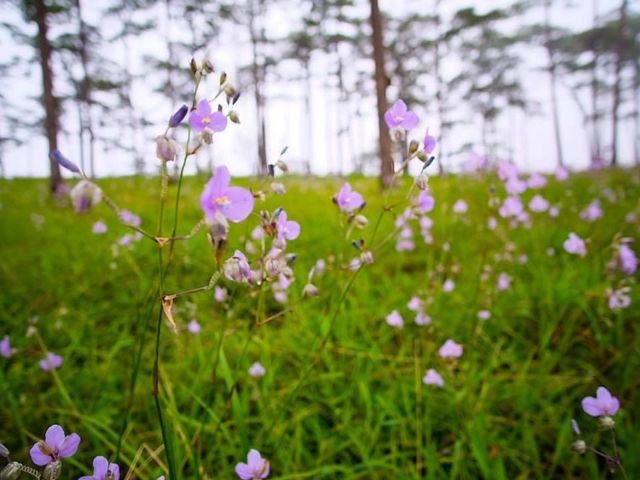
0,169,638,479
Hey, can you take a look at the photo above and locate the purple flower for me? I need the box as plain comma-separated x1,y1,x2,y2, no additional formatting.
499,196,524,218
70,180,102,214
564,233,586,256
335,182,365,213
423,129,437,154
580,200,602,221
169,104,189,128
497,272,511,291
416,191,435,213
187,320,201,334
189,100,227,133
92,221,108,234
385,310,404,328
407,296,423,312
618,244,637,275
526,173,547,189
415,312,431,326
582,386,620,417
201,166,254,223
442,279,455,292
223,250,253,283
438,339,463,359
79,456,120,480
249,362,266,378
452,199,467,214
40,352,63,371
29,425,80,466
214,286,228,302
119,210,141,227
505,177,527,195
235,449,270,480
1,335,15,358
422,369,444,387
497,161,519,181
384,100,419,130
477,310,491,321
276,211,300,241
555,166,569,181
528,195,549,213
50,150,80,174
608,288,631,311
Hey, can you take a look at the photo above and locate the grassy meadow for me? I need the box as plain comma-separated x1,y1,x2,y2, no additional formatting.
0,169,639,479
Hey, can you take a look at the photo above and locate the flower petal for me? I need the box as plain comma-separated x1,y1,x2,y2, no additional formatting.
285,221,300,240
224,187,254,223
29,443,53,466
209,112,228,132
196,99,212,117
401,111,419,130
234,462,253,480
581,396,603,417
596,386,612,404
247,449,263,470
45,425,65,450
58,433,80,458
93,456,108,478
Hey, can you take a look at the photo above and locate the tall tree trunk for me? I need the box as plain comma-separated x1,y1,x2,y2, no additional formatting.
434,0,445,174
249,0,268,175
590,0,601,164
75,0,95,177
610,0,627,166
544,0,564,167
634,52,640,165
34,0,62,193
303,57,313,175
369,0,393,187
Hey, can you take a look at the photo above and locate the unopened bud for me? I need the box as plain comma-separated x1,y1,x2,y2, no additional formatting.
360,251,374,265
190,58,198,76
389,127,406,142
43,460,62,480
219,72,227,85
599,416,615,429
70,180,102,214
0,443,9,458
271,182,285,195
50,150,80,173
223,84,237,100
228,111,240,124
155,136,178,162
417,151,428,162
572,439,586,454
408,139,419,154
201,128,214,145
415,174,428,190
169,105,188,128
276,160,288,173
354,214,368,228
302,283,319,297
203,60,214,74
0,462,21,480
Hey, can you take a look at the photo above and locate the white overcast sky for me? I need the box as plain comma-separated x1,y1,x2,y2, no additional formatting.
0,0,634,178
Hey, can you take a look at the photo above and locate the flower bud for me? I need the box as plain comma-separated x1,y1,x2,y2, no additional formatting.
389,127,406,142
203,60,214,74
228,111,240,124
354,214,368,229
0,443,8,458
223,84,237,101
572,439,586,455
169,105,188,127
43,460,62,480
599,416,615,429
0,462,22,480
415,174,428,190
276,160,289,173
302,283,319,297
417,151,428,162
206,211,229,252
190,58,198,76
360,250,374,265
219,72,227,85
408,139,420,154
50,150,80,173
155,136,178,162
271,182,285,195
70,180,102,214
201,128,214,145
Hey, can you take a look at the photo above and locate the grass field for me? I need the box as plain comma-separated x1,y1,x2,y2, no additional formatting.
0,168,638,479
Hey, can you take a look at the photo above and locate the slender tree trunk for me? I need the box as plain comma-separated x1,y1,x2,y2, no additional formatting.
610,0,627,166
544,0,564,167
591,0,601,164
249,0,268,175
303,57,313,175
34,0,62,193
75,0,95,177
369,0,393,187
634,54,640,165
434,0,445,174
